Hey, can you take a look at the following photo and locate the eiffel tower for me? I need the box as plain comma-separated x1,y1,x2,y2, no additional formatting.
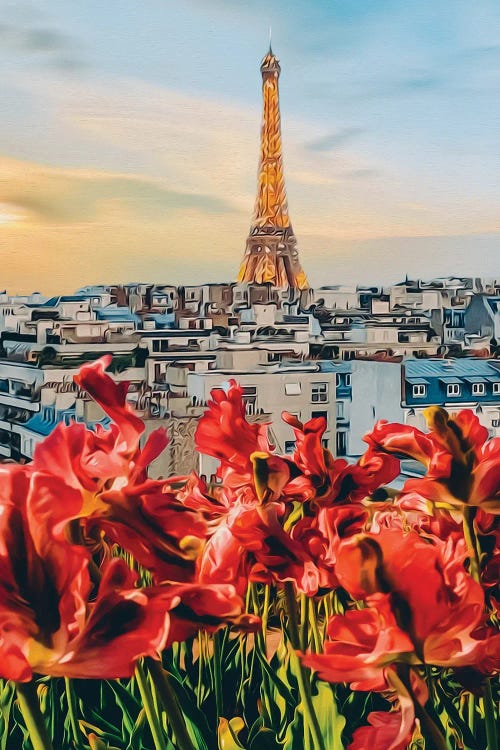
238,46,308,289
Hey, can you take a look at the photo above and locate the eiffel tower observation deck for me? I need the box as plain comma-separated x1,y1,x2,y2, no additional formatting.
238,46,309,289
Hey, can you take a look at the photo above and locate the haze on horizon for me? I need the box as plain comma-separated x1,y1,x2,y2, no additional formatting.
0,0,499,295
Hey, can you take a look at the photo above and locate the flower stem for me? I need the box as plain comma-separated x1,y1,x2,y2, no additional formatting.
146,658,196,750
463,506,481,584
482,679,498,750
212,631,224,720
284,582,326,750
15,681,54,750
308,597,322,654
64,678,84,750
196,630,204,709
135,662,165,750
394,666,448,750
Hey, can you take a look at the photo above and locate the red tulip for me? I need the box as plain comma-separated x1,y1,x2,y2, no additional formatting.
366,407,500,513
0,466,174,680
303,596,415,691
195,380,271,488
349,709,414,750
326,528,500,671
161,582,260,646
31,357,207,582
282,413,400,506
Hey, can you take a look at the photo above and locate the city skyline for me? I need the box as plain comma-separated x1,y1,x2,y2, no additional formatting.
0,0,499,294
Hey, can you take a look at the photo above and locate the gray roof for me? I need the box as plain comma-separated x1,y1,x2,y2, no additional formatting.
405,358,500,378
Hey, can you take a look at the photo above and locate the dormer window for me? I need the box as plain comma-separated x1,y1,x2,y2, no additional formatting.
447,383,461,397
413,384,426,397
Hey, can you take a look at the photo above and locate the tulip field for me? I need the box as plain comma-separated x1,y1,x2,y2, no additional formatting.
0,356,498,750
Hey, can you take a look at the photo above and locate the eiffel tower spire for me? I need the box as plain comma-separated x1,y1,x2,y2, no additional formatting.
238,47,308,289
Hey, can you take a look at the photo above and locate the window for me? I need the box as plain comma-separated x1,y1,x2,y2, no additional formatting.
335,374,341,387
285,382,301,396
284,440,296,454
472,383,485,396
493,383,500,395
336,401,344,419
336,431,347,456
447,383,461,397
345,374,351,387
322,439,329,449
241,385,257,415
312,382,328,403
311,411,327,421
412,384,426,398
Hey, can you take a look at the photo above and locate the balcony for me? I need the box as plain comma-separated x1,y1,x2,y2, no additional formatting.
0,393,40,411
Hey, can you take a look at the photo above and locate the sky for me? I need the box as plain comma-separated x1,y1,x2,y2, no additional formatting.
0,0,499,294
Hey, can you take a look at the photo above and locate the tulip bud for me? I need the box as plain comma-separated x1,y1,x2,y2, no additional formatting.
336,535,389,598
88,733,109,750
179,535,204,559
424,406,468,464
250,452,290,503
36,683,49,713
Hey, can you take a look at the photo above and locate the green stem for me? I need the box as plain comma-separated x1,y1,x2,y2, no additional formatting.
213,630,224,720
146,659,196,750
15,681,54,750
308,597,322,654
64,678,84,750
196,630,204,709
284,582,326,750
467,693,476,739
395,666,448,750
463,506,481,583
250,585,271,725
262,584,271,638
300,594,308,651
135,662,165,750
482,680,498,750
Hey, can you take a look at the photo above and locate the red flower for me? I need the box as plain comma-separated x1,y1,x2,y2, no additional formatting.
230,501,330,595
195,380,271,488
0,466,174,680
160,583,260,646
333,528,500,671
349,710,415,750
303,596,415,691
366,407,500,513
282,412,399,505
31,357,207,582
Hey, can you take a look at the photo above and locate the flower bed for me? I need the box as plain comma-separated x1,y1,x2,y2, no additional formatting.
0,357,498,749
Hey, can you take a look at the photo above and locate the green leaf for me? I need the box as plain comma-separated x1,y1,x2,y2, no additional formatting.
248,718,280,750
311,680,346,750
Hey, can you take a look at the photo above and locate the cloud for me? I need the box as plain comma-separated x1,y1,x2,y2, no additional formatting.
305,127,364,152
342,168,380,180
0,6,85,70
0,154,247,295
1,163,235,224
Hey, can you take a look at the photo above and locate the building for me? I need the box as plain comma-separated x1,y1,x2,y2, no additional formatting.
403,358,500,436
187,363,336,478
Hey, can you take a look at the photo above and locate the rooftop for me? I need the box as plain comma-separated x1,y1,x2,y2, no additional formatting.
405,358,500,377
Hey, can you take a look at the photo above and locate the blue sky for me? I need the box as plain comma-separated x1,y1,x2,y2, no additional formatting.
0,0,499,293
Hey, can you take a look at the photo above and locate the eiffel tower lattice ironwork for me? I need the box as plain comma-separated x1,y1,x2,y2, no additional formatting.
238,46,308,289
